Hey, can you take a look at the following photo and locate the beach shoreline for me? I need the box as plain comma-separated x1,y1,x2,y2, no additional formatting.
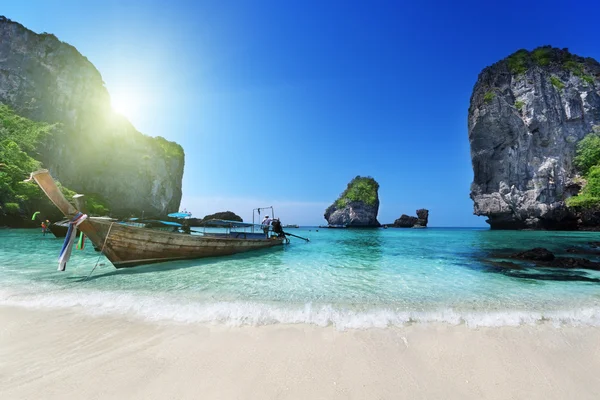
1,305,599,399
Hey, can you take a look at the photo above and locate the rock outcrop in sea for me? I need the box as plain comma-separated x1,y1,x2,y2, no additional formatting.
0,16,184,217
324,176,380,227
468,46,600,229
188,211,243,226
392,209,429,228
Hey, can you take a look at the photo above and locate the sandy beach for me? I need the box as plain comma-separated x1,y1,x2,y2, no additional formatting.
1,306,599,399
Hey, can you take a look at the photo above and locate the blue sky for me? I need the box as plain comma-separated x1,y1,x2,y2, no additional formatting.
4,0,600,226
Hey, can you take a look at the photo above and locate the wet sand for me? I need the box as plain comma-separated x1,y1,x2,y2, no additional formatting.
1,306,599,399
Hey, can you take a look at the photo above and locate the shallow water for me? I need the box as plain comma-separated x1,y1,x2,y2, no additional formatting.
1,227,600,328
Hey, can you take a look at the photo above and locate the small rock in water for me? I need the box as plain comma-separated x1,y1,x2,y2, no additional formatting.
511,248,555,262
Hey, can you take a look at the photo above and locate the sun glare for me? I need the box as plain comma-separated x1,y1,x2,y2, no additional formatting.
110,89,140,120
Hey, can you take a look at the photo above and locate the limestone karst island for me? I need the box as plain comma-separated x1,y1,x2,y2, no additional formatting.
1,3,600,400
469,46,600,230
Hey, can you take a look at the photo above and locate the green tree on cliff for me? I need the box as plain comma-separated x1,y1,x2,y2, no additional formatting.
0,103,109,218
567,132,600,208
334,176,379,208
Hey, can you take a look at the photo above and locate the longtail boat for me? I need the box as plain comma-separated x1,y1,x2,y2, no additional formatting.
48,219,69,238
29,170,286,269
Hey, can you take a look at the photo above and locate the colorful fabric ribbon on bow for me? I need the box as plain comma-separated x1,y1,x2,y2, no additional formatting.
58,212,88,271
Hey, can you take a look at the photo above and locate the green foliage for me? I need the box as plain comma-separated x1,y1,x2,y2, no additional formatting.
532,47,552,66
563,60,583,76
0,103,111,218
550,76,564,89
0,136,43,213
507,49,529,74
154,136,184,159
334,176,379,208
483,91,495,103
563,60,595,84
566,193,600,208
583,166,600,197
0,104,57,152
515,100,524,111
3,202,20,214
582,75,595,85
335,198,347,209
568,135,600,209
566,165,600,208
86,193,110,216
573,133,600,175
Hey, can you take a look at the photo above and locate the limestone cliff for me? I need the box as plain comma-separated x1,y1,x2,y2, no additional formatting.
469,46,600,229
0,16,184,216
324,176,380,227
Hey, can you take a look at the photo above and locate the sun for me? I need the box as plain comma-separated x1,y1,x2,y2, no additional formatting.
110,89,140,120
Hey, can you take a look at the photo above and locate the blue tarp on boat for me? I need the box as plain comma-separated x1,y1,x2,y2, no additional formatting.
148,220,183,227
168,212,192,219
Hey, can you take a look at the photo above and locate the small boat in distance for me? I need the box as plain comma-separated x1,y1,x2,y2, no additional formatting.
283,224,299,228
29,170,286,269
318,224,348,229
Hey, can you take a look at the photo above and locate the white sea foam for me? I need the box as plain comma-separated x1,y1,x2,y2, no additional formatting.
2,286,600,329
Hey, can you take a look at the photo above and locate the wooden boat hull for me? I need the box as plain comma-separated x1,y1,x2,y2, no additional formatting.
88,219,285,268
28,169,285,269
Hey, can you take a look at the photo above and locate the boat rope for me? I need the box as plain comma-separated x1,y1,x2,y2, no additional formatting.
85,222,115,281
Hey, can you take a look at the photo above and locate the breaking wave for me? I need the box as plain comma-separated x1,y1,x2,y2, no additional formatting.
2,286,600,329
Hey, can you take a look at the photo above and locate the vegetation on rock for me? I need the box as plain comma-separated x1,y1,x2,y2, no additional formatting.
514,100,524,111
471,45,600,229
0,103,108,220
531,47,552,66
550,76,564,89
564,60,584,75
154,136,185,160
505,46,597,85
573,134,600,175
567,133,600,208
86,193,110,216
507,49,529,74
582,75,595,85
333,176,379,209
483,91,495,103
0,17,185,218
0,104,52,216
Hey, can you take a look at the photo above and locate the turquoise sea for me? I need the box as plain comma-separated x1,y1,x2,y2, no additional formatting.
1,227,600,328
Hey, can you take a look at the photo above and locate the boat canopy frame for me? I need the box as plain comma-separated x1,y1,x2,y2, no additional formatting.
252,206,275,233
